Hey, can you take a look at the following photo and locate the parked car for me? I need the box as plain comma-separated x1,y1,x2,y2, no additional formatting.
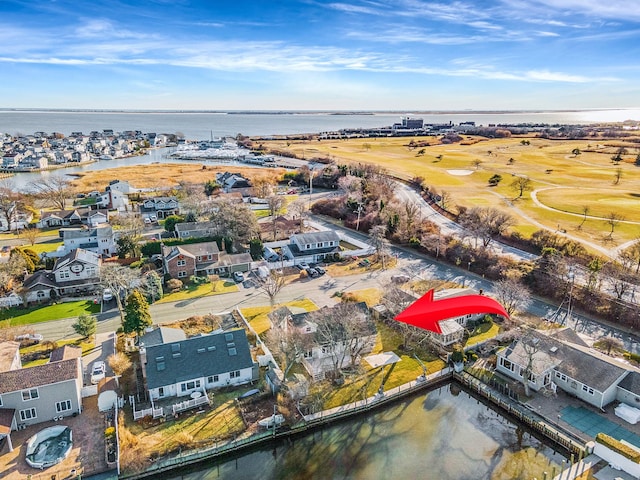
149,215,157,222
233,271,245,283
306,268,319,278
15,333,44,343
90,361,106,384
297,262,310,271
144,217,152,224
102,288,114,301
314,266,326,275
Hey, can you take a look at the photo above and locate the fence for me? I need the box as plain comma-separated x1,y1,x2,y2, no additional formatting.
454,371,586,457
121,369,453,479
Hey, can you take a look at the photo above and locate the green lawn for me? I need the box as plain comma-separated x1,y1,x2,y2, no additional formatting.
241,298,318,336
24,240,64,255
466,322,501,346
0,300,101,325
156,281,238,304
21,337,96,367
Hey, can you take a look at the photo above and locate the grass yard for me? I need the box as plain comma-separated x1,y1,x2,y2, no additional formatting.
241,298,318,336
23,240,64,255
466,321,501,346
120,398,245,470
156,280,238,304
0,300,101,325
20,337,96,367
340,288,382,307
263,135,640,247
320,321,445,410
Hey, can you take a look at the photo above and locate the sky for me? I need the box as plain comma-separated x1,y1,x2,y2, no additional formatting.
1,0,639,111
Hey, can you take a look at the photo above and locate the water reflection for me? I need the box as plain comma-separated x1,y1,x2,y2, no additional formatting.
173,385,564,480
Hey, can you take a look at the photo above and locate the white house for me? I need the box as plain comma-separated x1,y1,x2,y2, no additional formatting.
140,196,180,219
59,223,116,256
495,328,640,410
142,329,258,401
268,302,377,381
281,231,341,265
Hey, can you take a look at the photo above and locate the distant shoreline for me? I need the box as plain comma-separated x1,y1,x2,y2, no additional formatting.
0,108,630,115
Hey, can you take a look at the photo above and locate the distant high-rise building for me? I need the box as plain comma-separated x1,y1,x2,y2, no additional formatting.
401,116,424,129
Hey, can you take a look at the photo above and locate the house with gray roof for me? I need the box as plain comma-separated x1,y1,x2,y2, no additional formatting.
496,328,640,409
141,329,258,401
281,230,341,265
0,349,83,431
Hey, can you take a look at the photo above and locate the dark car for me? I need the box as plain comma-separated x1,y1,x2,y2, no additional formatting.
314,266,326,275
306,268,319,278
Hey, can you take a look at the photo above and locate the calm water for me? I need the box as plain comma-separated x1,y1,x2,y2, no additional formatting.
171,385,565,480
1,109,640,139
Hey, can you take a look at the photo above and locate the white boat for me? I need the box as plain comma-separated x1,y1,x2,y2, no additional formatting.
258,414,285,428
99,154,113,160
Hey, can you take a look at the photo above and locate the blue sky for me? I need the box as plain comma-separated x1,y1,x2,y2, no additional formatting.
1,0,639,110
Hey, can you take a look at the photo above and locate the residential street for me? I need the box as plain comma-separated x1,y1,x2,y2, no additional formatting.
31,234,640,356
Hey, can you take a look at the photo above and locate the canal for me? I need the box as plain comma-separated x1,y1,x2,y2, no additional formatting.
168,384,566,480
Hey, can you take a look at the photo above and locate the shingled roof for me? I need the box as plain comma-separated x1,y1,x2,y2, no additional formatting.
144,329,255,390
0,358,81,394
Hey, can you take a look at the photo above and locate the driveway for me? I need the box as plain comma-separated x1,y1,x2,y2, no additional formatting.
83,332,116,386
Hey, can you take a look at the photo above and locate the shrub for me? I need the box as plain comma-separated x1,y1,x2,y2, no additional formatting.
596,433,640,462
166,278,183,292
105,426,116,438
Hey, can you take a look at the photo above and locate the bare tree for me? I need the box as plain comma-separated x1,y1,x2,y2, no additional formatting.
21,225,40,246
493,278,531,316
0,179,28,233
265,324,313,378
619,239,640,274
311,303,374,379
267,195,285,240
287,199,307,231
100,264,141,323
28,175,73,210
252,177,276,199
510,176,532,198
519,329,540,397
578,205,590,229
108,352,132,377
595,336,623,355
606,211,623,238
369,224,390,269
380,285,423,349
259,271,287,307
459,206,514,248
613,167,623,185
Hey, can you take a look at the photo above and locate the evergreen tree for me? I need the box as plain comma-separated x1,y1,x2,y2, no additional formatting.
123,289,152,336
72,313,97,339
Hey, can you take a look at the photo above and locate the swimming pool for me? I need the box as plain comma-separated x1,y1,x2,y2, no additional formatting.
25,425,73,469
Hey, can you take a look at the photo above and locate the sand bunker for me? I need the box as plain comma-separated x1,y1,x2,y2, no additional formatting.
447,169,474,176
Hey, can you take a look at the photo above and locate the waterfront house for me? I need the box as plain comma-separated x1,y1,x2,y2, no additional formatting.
0,341,83,432
280,230,341,265
141,329,258,401
268,302,377,381
216,172,252,196
495,328,640,409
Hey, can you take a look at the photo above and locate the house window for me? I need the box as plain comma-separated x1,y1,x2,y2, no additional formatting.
555,372,567,382
22,388,39,401
177,260,186,267
303,350,313,359
178,271,187,278
0,395,3,406
321,345,333,354
56,400,72,413
230,370,240,379
582,385,594,395
208,375,219,383
158,387,165,398
20,408,37,421
61,270,70,279
305,326,312,333
37,290,45,299
180,380,201,392
305,244,311,249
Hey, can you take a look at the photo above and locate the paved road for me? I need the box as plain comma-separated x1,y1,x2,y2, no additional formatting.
32,236,640,355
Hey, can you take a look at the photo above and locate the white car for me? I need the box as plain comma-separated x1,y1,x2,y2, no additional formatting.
102,288,114,302
15,333,44,343
90,361,106,384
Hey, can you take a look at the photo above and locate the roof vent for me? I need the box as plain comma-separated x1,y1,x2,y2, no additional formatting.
549,346,558,353
228,348,237,356
197,348,206,354
207,346,216,352
225,333,234,341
